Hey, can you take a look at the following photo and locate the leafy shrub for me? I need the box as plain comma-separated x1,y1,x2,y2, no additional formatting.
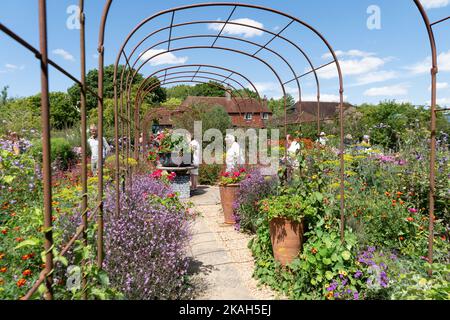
30,138,76,171
199,164,222,185
103,175,192,299
233,169,277,233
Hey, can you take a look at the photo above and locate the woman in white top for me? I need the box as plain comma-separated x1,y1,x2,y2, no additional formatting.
189,137,201,190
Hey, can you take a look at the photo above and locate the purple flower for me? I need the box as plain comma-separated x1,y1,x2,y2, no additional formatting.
354,270,363,278
353,292,359,300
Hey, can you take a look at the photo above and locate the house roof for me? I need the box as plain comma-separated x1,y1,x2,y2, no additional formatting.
180,96,271,114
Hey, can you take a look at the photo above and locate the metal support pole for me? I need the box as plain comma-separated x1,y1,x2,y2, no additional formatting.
38,0,53,300
79,0,88,299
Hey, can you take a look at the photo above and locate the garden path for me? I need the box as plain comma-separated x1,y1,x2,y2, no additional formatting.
188,186,279,300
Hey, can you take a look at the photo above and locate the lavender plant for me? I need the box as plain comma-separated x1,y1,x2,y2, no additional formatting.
232,169,277,233
103,175,192,300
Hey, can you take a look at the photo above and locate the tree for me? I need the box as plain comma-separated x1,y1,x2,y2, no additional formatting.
1,86,9,106
67,65,166,112
172,103,232,137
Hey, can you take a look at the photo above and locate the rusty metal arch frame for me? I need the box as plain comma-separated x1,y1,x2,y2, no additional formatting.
0,0,444,302
413,0,450,268
133,63,266,159
106,3,345,243
117,15,328,134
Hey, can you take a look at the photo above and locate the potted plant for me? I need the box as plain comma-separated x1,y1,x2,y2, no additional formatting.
260,190,317,266
155,130,192,167
219,168,247,224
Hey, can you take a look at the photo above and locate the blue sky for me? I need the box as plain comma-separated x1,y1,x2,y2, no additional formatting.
1,0,450,107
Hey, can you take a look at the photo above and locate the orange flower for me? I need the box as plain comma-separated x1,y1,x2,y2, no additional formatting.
13,226,20,231
22,269,32,277
10,212,16,217
326,292,334,300
0,279,4,286
385,192,390,197
392,200,397,204
441,235,447,241
21,254,30,261
407,217,414,222
15,237,24,242
399,236,405,241
0,267,7,273
396,192,403,197
311,248,318,255
400,200,405,205
0,253,4,260
1,229,7,235
52,216,57,222
16,278,26,287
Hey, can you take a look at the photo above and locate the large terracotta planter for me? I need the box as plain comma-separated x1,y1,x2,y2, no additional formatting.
219,184,240,224
269,217,304,266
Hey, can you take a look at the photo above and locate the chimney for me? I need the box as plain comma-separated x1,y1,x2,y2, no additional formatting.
225,85,231,101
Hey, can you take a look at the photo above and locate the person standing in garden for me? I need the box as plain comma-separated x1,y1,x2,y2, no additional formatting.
318,132,328,146
88,125,111,176
189,136,201,191
225,134,244,172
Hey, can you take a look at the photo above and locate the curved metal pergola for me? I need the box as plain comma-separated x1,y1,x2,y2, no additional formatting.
107,4,346,248
0,0,445,299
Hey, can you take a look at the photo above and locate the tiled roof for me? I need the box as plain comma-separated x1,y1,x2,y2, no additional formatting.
180,96,271,114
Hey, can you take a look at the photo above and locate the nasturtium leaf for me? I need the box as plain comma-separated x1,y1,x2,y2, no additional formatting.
341,251,351,261
14,238,40,250
323,258,332,265
325,271,334,280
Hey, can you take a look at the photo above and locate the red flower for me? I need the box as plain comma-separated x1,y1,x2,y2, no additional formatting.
21,254,30,261
168,193,176,198
22,269,32,277
1,229,7,235
168,172,177,182
0,267,7,273
239,168,246,173
16,278,27,287
223,172,230,178
15,237,24,242
406,217,414,222
233,172,240,178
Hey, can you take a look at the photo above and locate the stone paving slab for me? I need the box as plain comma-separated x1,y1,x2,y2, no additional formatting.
187,186,280,300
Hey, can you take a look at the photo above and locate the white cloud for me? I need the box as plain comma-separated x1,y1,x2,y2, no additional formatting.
139,49,188,66
354,70,398,86
322,50,374,60
406,50,450,74
364,84,409,97
208,18,264,38
4,64,25,71
317,56,387,79
52,49,75,61
429,82,449,91
421,0,449,9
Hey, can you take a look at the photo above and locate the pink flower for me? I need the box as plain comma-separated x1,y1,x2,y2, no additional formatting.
408,208,418,214
233,172,240,178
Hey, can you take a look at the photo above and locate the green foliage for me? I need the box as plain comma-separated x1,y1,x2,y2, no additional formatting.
391,263,450,300
172,103,232,137
352,100,449,150
67,65,166,112
199,164,222,185
30,138,76,171
260,191,317,222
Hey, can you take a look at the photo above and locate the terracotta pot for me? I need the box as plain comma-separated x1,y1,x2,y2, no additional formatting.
219,184,240,224
269,217,304,266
